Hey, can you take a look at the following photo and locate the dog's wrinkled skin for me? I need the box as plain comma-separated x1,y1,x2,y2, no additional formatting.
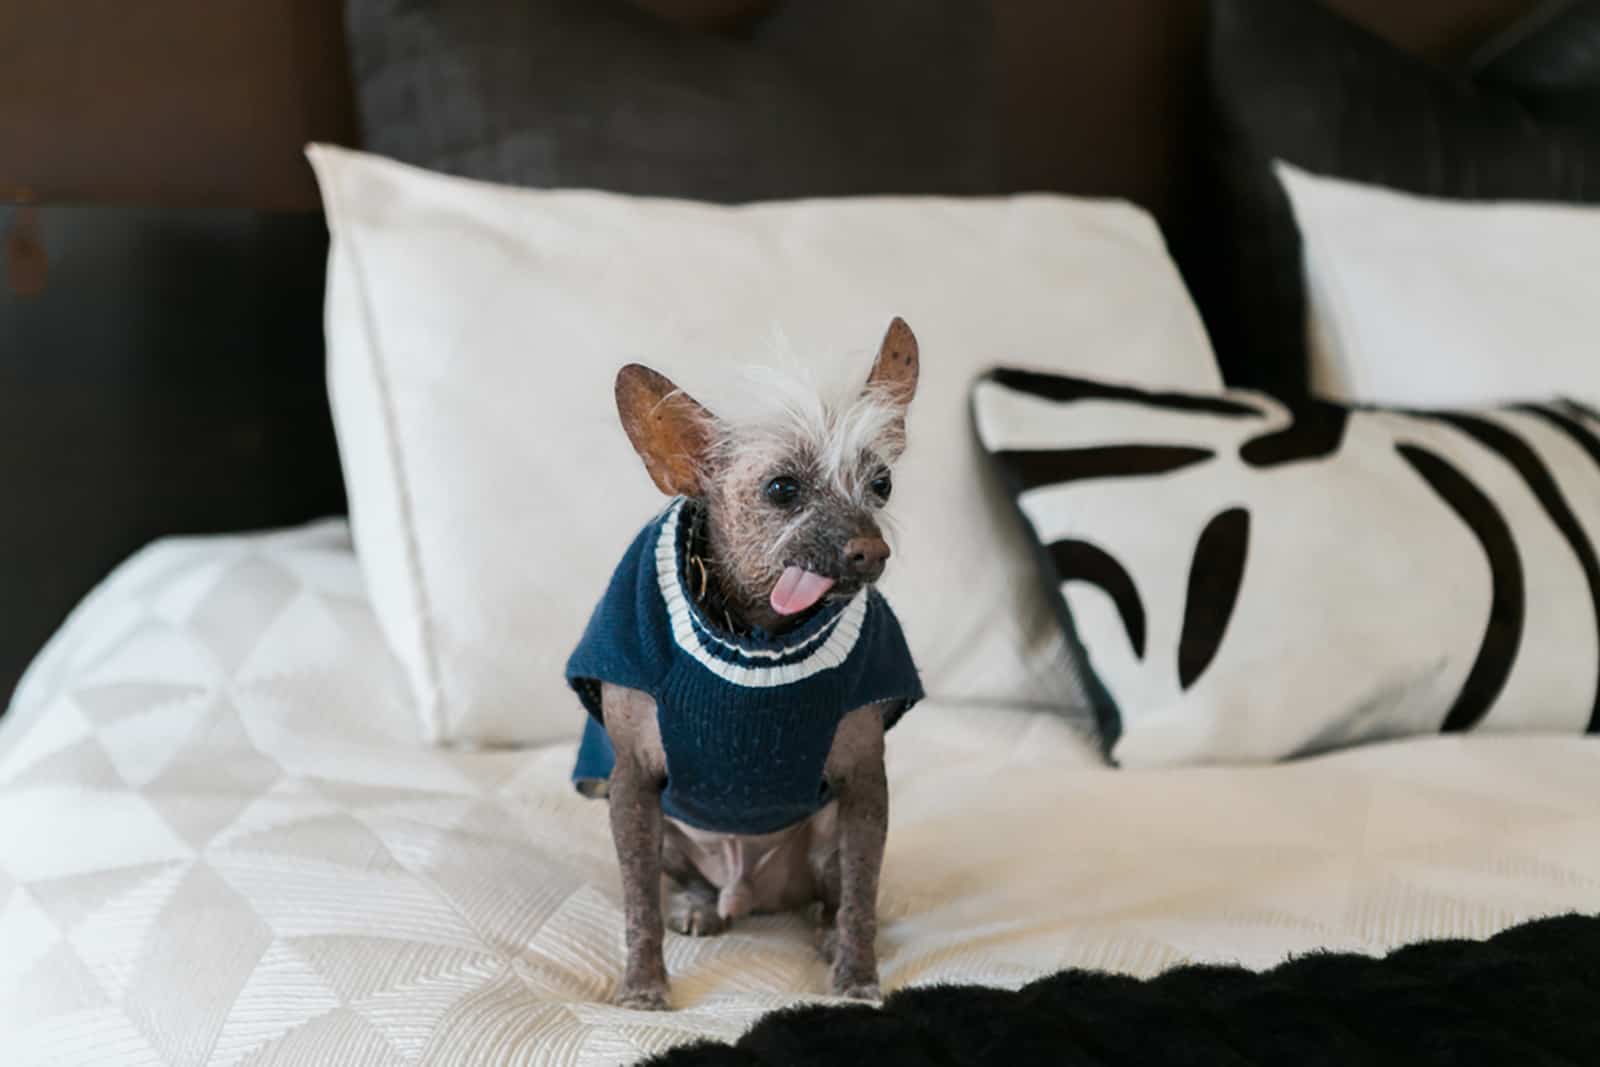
601,318,919,1010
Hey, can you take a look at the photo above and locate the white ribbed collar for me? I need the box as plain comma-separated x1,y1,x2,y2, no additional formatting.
655,499,868,689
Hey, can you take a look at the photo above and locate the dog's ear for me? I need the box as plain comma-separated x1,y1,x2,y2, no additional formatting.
615,364,716,497
864,317,919,443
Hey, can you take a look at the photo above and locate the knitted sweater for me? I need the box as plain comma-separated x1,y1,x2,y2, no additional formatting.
568,499,923,835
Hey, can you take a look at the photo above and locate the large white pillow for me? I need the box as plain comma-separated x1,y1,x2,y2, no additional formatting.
1277,161,1600,408
308,145,1222,746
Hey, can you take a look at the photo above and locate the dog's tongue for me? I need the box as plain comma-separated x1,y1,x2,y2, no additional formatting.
770,566,836,616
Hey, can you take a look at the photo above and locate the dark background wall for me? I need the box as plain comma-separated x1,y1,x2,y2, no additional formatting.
1,0,358,208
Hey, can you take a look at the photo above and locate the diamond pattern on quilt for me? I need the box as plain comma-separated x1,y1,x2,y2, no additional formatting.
73,682,211,728
67,862,190,1003
233,587,363,688
143,699,283,849
349,952,502,1062
2,519,1599,1065
28,861,182,935
208,940,353,1066
0,695,95,784
123,862,273,1066
5,733,123,791
5,940,108,1030
0,785,193,884
187,556,301,677
77,619,221,694
1,885,64,998
230,811,402,872
234,1006,410,1067
290,935,496,1004
11,1006,167,1067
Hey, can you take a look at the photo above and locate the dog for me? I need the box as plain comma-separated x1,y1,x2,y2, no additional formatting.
565,318,924,1010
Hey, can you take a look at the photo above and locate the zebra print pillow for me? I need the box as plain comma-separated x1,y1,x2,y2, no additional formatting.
972,368,1600,768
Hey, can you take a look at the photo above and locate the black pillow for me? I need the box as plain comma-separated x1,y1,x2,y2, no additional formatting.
1474,0,1600,125
1196,0,1600,399
341,0,996,201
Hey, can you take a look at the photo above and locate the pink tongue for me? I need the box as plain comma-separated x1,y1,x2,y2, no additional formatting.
770,566,836,616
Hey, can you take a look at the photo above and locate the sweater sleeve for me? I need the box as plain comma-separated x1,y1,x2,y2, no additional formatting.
845,591,925,730
564,511,676,722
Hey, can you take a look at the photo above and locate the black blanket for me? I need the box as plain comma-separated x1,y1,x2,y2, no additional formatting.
646,912,1600,1066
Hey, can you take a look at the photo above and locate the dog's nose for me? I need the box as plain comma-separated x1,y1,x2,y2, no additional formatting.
843,537,891,581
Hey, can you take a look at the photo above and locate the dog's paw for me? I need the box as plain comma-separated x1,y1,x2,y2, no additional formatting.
667,891,727,938
834,981,882,1002
828,953,880,1002
611,981,672,1012
829,969,881,1002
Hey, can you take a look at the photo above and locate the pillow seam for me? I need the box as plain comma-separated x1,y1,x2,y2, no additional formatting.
322,156,449,743
968,375,1124,759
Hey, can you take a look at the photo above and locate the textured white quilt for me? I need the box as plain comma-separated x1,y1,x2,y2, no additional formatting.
3,522,1597,1066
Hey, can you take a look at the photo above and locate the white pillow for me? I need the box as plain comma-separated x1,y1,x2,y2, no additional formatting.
1277,161,1600,408
308,145,1222,746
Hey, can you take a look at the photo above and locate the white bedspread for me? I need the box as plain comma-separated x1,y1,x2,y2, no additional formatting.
3,521,1597,1066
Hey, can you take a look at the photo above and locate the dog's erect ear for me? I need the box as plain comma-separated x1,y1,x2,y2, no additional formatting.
865,317,919,441
867,316,919,403
615,364,715,497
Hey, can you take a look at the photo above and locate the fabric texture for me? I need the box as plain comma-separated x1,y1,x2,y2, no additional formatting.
1472,0,1600,126
645,911,1600,1066
567,500,921,835
1199,0,1600,398
335,0,1204,228
972,368,1600,768
3,523,1599,1064
340,0,992,203
1278,162,1600,409
307,143,1222,746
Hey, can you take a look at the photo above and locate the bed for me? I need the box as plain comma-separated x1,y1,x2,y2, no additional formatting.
4,520,1596,1064
6,2,1599,1064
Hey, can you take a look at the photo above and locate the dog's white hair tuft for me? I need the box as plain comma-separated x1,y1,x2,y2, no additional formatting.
708,361,905,498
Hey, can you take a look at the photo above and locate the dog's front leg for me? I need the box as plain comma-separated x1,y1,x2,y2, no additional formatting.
823,702,889,1000
602,684,671,1010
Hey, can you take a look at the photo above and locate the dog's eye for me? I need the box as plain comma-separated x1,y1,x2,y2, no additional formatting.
764,476,802,508
869,471,892,502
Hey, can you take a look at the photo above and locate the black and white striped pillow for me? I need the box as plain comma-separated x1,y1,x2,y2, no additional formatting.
972,368,1600,767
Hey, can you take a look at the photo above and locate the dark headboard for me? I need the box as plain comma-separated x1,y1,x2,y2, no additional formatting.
0,0,1537,705
1,205,344,698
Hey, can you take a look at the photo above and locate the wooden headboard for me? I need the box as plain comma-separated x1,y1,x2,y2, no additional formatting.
0,0,1537,705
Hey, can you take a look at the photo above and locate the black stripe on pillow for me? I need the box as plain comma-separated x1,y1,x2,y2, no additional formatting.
1563,398,1600,426
1518,402,1600,474
1047,540,1147,661
993,446,1214,491
1178,508,1250,690
986,368,1263,417
1240,399,1349,468
1395,443,1525,732
1429,411,1600,733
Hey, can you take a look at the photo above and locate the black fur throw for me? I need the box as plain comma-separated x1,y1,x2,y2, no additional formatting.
646,912,1600,1066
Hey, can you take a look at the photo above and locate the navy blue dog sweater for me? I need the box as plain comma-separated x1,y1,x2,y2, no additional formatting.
568,499,923,836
